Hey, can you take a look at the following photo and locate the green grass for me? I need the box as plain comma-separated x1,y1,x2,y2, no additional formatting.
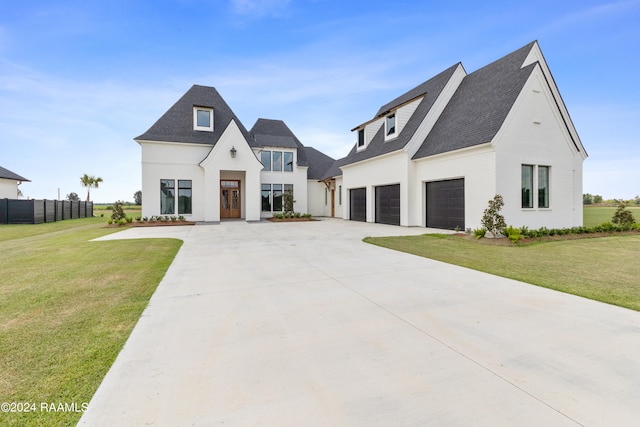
584,206,640,227
365,234,640,311
0,218,182,426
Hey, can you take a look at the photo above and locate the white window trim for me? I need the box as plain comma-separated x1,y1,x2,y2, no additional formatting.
193,107,213,132
356,128,366,151
385,113,397,140
521,164,551,210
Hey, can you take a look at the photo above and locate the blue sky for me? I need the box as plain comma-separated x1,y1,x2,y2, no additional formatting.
1,0,639,202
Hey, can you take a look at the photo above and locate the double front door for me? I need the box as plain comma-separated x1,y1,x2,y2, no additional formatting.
220,180,241,219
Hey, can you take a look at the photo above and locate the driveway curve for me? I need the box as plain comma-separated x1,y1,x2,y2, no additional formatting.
79,219,640,426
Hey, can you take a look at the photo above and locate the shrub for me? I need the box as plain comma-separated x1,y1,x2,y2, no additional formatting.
178,216,185,221
170,216,177,222
117,219,126,226
473,228,486,239
107,219,113,225
125,216,133,223
481,194,506,237
503,225,522,243
612,203,636,226
283,190,295,214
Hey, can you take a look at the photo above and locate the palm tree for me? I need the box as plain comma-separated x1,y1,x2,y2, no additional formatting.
80,173,104,202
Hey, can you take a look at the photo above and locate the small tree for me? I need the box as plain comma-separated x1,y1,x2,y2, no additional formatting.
583,193,593,205
110,201,126,221
593,194,603,204
66,192,80,201
134,190,142,205
283,190,295,213
612,203,636,226
481,194,507,237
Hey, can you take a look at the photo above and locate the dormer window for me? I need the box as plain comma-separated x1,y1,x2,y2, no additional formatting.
194,107,213,132
357,128,365,148
385,113,396,137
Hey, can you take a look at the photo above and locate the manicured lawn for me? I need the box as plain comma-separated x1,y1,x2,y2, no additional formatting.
584,206,640,227
365,233,640,312
0,218,182,426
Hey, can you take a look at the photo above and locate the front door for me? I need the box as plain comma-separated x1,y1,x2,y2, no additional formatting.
220,180,241,219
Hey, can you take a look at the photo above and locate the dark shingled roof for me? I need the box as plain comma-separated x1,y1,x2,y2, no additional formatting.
135,84,254,147
413,42,536,159
249,118,310,166
304,147,335,180
0,166,29,182
338,63,460,169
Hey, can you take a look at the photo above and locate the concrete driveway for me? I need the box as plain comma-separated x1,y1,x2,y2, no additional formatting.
79,219,640,426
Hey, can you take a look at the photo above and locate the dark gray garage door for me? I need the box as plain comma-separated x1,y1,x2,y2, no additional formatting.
349,188,366,222
375,184,400,226
426,179,465,230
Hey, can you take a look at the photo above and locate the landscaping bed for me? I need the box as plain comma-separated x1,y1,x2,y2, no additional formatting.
267,217,317,222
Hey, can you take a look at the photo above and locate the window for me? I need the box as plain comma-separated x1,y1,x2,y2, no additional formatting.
538,166,550,208
521,165,533,208
178,180,192,215
357,128,365,147
325,187,328,205
273,184,283,211
160,179,175,214
522,164,550,209
194,107,213,132
273,151,283,171
386,113,396,136
339,185,342,205
283,152,293,172
261,150,271,171
261,184,271,211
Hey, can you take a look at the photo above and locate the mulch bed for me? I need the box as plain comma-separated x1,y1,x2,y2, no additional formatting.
453,230,640,245
107,221,196,228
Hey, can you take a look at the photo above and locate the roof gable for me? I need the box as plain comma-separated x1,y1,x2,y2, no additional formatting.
135,85,253,147
339,63,461,168
413,42,537,159
0,166,29,182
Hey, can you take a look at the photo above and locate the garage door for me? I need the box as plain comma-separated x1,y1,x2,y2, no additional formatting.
349,188,366,222
426,179,464,230
375,184,400,226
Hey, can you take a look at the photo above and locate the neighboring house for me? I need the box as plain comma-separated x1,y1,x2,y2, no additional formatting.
322,41,587,230
135,85,334,222
0,166,29,199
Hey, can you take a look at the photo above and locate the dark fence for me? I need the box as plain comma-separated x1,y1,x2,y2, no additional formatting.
0,199,94,224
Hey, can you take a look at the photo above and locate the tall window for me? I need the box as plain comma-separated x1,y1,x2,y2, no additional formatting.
339,185,342,205
273,184,283,211
160,179,175,214
178,180,192,214
273,151,283,171
283,152,293,172
386,113,396,136
261,184,271,211
261,150,271,171
538,166,550,208
521,165,533,208
357,129,365,147
522,164,550,209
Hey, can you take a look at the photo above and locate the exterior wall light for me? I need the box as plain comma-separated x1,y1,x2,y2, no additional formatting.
230,146,237,158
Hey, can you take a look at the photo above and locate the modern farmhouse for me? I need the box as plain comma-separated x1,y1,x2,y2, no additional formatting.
137,41,586,229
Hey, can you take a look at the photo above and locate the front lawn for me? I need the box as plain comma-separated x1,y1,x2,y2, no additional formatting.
0,218,182,426
365,234,640,311
584,206,640,227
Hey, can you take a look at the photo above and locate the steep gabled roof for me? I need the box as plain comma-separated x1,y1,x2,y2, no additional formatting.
0,166,29,182
413,42,537,159
337,63,460,169
135,84,253,147
249,118,310,166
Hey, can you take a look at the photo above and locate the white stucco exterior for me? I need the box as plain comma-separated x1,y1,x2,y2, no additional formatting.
0,178,21,198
